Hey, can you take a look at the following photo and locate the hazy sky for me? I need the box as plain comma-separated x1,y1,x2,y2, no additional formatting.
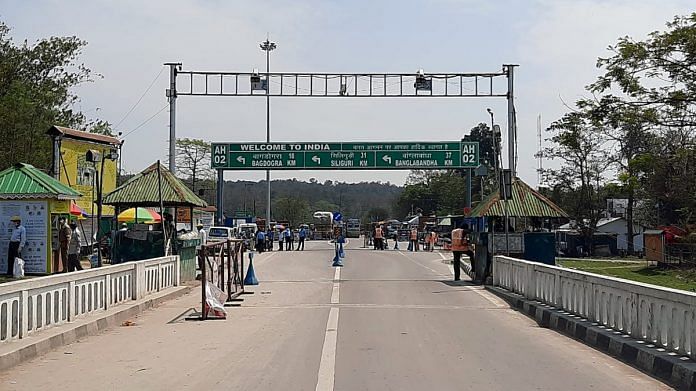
2,0,694,185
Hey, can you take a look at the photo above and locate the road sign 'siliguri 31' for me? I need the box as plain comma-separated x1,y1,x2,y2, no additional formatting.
211,141,479,170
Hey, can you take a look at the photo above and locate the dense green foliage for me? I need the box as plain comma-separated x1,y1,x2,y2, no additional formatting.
544,12,696,250
0,21,111,170
218,179,402,224
395,123,498,217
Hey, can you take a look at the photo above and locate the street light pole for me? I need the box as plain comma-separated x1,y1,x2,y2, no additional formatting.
260,38,276,228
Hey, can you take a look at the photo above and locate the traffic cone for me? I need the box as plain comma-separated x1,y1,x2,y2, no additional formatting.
338,242,345,258
244,252,258,285
332,247,343,267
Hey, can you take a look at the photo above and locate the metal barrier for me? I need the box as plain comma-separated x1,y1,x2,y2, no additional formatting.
0,256,179,344
192,239,246,320
493,255,696,360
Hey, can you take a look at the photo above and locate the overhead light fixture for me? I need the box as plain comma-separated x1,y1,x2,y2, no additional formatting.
339,76,347,96
414,69,431,92
251,68,267,91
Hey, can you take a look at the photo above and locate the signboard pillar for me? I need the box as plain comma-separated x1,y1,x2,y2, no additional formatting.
216,169,224,225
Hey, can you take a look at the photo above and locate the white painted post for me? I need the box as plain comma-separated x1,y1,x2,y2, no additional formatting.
174,255,181,287
67,281,75,321
20,290,29,338
133,262,145,300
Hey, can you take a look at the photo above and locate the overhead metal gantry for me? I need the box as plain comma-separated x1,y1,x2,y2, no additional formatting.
174,70,509,98
165,64,518,224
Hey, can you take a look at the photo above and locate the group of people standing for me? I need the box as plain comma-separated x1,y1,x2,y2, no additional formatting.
255,226,307,253
58,216,84,273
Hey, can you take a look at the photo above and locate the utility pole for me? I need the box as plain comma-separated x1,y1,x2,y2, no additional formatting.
505,64,518,178
165,63,181,175
260,38,277,226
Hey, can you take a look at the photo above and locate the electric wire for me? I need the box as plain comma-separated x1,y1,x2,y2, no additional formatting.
114,66,165,129
121,104,169,139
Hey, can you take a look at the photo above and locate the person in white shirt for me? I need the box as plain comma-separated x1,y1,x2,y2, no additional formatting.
7,216,26,276
197,223,207,250
67,221,83,271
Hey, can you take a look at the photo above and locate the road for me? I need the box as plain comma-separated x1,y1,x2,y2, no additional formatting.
0,239,670,390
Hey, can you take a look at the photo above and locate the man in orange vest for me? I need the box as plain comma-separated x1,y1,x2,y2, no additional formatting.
409,227,418,252
451,223,473,281
374,225,384,250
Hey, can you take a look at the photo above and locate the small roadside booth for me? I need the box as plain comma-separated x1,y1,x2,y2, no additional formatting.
467,179,568,282
0,163,81,274
102,162,207,281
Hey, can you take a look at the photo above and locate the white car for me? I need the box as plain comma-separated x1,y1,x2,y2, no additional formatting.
207,226,235,242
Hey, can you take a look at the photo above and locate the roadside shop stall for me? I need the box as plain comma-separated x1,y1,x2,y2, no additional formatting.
467,179,568,282
102,161,207,281
0,163,81,274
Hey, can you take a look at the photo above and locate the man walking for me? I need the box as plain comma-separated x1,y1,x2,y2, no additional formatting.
58,216,72,273
451,223,473,281
297,226,306,251
67,221,83,271
6,216,26,276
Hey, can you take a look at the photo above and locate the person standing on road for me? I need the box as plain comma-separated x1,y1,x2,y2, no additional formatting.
266,228,273,252
451,223,473,281
278,227,285,251
6,216,26,276
67,221,83,272
374,225,384,250
256,229,265,253
58,216,72,273
409,227,418,252
297,226,306,251
285,228,294,251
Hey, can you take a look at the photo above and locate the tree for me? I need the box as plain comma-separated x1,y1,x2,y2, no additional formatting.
0,21,103,169
274,196,310,226
544,110,608,254
589,13,696,129
176,138,214,193
587,13,696,228
581,98,657,253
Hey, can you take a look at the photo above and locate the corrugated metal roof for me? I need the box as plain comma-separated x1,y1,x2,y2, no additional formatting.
0,163,82,200
468,179,568,218
47,125,122,146
103,162,207,208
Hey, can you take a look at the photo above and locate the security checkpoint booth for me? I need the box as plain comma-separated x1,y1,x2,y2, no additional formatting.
0,163,82,274
466,179,568,283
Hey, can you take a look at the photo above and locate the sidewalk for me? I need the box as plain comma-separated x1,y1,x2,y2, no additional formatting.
0,284,191,371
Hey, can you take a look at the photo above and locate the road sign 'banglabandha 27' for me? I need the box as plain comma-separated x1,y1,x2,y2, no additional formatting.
211,142,479,170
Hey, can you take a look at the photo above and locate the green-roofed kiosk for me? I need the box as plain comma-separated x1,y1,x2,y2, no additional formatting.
103,162,206,280
465,178,568,283
0,163,81,274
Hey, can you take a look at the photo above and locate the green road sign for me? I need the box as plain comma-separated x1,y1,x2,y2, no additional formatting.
212,141,479,170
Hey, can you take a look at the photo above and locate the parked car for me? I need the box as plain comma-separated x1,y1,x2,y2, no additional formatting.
207,226,235,242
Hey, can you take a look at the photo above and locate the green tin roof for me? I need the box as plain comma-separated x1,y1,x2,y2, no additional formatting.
103,162,207,208
468,179,568,218
0,163,81,200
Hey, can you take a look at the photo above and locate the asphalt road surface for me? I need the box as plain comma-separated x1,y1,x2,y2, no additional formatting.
0,239,671,390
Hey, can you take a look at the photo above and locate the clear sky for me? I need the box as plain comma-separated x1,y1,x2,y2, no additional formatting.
2,0,694,185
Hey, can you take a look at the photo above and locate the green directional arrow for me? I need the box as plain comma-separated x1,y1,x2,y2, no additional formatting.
227,151,305,169
375,151,461,168
305,151,376,168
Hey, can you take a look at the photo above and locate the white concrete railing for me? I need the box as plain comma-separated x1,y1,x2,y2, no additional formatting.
0,256,179,344
493,255,696,360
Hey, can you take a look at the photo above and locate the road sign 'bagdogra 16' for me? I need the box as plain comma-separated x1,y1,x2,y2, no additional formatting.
212,141,479,170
